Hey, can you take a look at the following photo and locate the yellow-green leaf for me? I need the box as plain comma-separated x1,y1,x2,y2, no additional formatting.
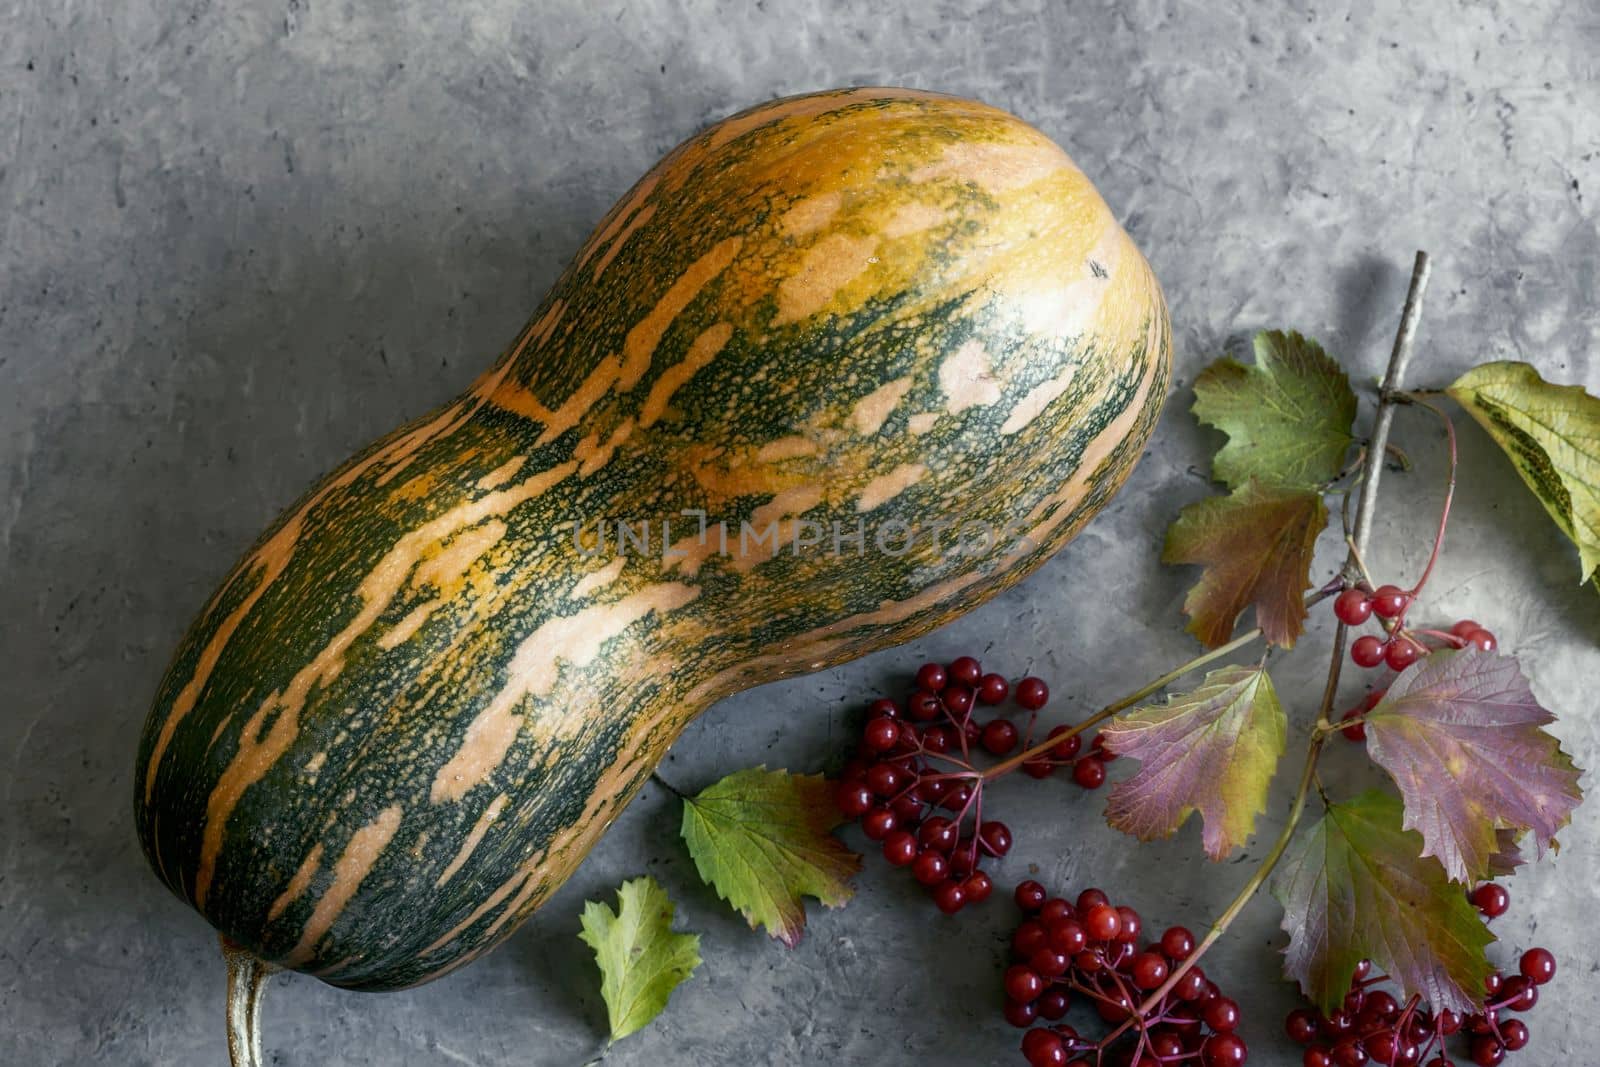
1101,666,1286,860
1194,330,1358,489
1272,790,1495,1016
681,767,860,947
1448,360,1600,584
578,877,702,1043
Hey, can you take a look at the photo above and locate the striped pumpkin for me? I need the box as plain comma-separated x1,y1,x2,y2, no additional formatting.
135,87,1170,991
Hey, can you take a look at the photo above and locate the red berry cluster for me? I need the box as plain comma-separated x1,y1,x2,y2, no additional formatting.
1289,883,1555,1067
834,658,1104,914
1007,882,1248,1067
1335,583,1497,672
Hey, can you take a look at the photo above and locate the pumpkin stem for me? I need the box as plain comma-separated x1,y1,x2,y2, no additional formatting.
222,935,276,1067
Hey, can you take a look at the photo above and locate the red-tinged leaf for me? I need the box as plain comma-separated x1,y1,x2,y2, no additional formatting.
1272,790,1495,1015
1101,666,1286,860
680,767,861,947
1163,480,1327,648
1488,828,1526,877
1362,649,1584,883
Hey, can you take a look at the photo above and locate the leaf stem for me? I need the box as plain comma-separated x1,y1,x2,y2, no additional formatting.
981,613,1306,781
1120,250,1434,1031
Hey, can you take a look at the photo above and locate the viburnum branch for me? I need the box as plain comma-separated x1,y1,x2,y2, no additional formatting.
1122,250,1434,1030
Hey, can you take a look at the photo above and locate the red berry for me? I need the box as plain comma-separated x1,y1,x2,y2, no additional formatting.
868,697,900,719
1174,965,1208,1001
1161,925,1196,960
1022,1027,1066,1067
889,793,923,822
915,662,947,691
861,716,901,752
932,878,966,914
837,780,876,817
1012,920,1048,957
942,684,974,716
1519,946,1556,984
1115,905,1142,942
1085,903,1121,940
1470,882,1510,918
1468,1035,1504,1066
864,762,902,797
1330,1037,1368,1067
981,718,1020,755
1022,757,1054,779
1335,588,1375,625
1365,1031,1398,1064
1037,988,1070,1020
947,655,982,687
1003,964,1045,1003
1450,618,1482,638
1039,897,1074,924
912,851,949,886
917,815,957,852
1385,638,1421,671
1075,888,1109,913
1016,676,1050,710
1002,996,1036,1027
1131,951,1169,989
1362,990,1398,1021
1462,628,1497,652
1371,584,1410,619
1305,1050,1333,1067
1047,724,1082,760
1351,635,1388,668
962,870,993,904
1048,919,1087,955
1071,758,1107,789
1090,734,1116,761
978,820,1013,857
1014,879,1047,912
881,830,917,866
977,672,1009,705
1095,988,1134,1023
1500,975,1537,1012
1286,1008,1320,1044
1340,708,1368,743
1202,1032,1248,1067
1437,1009,1463,1035
1499,1018,1529,1051
1029,947,1070,978
1204,996,1241,1032
860,807,896,840
907,689,942,721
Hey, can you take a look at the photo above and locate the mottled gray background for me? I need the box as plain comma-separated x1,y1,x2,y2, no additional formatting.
3,1,1597,1064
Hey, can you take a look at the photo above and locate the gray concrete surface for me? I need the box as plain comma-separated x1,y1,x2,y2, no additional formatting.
3,1,1597,1064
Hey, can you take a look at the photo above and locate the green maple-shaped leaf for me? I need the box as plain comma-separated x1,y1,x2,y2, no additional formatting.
1194,330,1358,489
1163,480,1327,647
681,766,861,947
578,877,702,1043
1272,790,1495,1016
1362,649,1583,883
1101,665,1286,860
1448,361,1600,586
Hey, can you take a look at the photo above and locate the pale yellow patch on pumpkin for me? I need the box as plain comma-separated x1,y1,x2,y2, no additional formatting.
850,376,913,435
856,463,928,511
